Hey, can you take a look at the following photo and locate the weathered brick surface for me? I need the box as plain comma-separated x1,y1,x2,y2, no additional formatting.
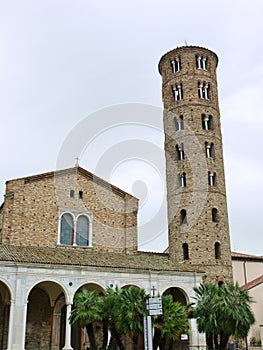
1,167,138,253
159,46,233,281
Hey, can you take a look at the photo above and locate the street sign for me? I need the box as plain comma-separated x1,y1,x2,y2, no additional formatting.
147,297,162,304
147,303,162,310
148,308,163,316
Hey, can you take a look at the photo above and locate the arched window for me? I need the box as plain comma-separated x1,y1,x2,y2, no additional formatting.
208,171,216,186
202,114,213,130
182,243,189,260
171,57,181,73
176,143,185,160
215,242,221,259
212,208,218,222
174,115,184,131
60,213,74,245
179,172,186,187
180,209,187,224
76,215,89,246
205,142,214,158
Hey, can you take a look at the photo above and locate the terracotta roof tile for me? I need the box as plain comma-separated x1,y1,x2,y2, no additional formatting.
243,275,263,290
0,244,201,273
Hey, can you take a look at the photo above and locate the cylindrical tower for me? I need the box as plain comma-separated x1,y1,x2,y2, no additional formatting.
159,45,232,282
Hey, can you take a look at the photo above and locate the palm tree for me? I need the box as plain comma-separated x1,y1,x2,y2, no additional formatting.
69,289,103,350
114,286,146,350
153,295,189,350
193,282,255,350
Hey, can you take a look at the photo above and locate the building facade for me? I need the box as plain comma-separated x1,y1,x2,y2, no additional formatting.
0,45,234,350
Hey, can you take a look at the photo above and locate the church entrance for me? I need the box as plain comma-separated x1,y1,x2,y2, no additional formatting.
0,281,10,350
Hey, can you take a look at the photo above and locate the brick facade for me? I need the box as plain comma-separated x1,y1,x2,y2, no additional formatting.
159,46,233,281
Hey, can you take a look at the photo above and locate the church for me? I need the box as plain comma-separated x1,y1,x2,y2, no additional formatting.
0,45,233,350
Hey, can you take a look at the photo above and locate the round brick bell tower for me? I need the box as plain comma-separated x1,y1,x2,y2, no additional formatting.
159,46,232,282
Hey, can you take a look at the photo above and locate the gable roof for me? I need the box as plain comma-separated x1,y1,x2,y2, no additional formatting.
6,166,136,200
243,275,263,290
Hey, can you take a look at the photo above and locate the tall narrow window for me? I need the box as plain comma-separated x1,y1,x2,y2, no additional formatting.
179,172,186,187
208,171,216,186
205,142,214,158
60,213,74,245
212,208,218,222
215,242,221,259
183,243,189,260
174,115,184,131
172,84,183,101
198,82,210,99
76,215,89,246
79,191,83,199
202,114,212,130
171,57,181,73
176,143,185,160
180,209,187,224
70,190,75,198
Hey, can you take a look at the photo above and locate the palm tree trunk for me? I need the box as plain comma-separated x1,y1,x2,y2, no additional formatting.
219,332,229,350
101,320,108,349
206,332,214,350
109,324,125,350
85,323,97,350
153,327,162,350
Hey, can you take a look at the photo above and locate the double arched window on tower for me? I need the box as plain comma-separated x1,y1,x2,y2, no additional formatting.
59,212,92,247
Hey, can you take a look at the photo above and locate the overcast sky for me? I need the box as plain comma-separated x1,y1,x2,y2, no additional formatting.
1,0,263,255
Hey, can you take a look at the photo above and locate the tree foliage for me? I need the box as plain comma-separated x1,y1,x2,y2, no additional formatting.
69,286,189,350
193,282,255,350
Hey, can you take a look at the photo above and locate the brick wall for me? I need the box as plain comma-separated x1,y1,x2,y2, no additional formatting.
1,167,138,253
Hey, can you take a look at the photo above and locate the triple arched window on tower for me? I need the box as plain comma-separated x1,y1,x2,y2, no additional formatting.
198,82,210,100
171,57,181,73
172,84,183,101
59,212,92,247
196,55,207,70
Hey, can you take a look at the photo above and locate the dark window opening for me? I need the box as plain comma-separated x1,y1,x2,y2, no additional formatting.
70,190,75,198
212,208,218,222
183,243,189,260
215,242,221,259
180,209,187,224
79,191,83,199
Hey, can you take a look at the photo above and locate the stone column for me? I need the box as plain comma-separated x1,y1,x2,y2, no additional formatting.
9,301,28,350
62,303,73,350
189,318,206,350
6,299,14,350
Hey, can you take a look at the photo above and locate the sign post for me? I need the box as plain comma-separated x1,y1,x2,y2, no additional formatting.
143,297,163,350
